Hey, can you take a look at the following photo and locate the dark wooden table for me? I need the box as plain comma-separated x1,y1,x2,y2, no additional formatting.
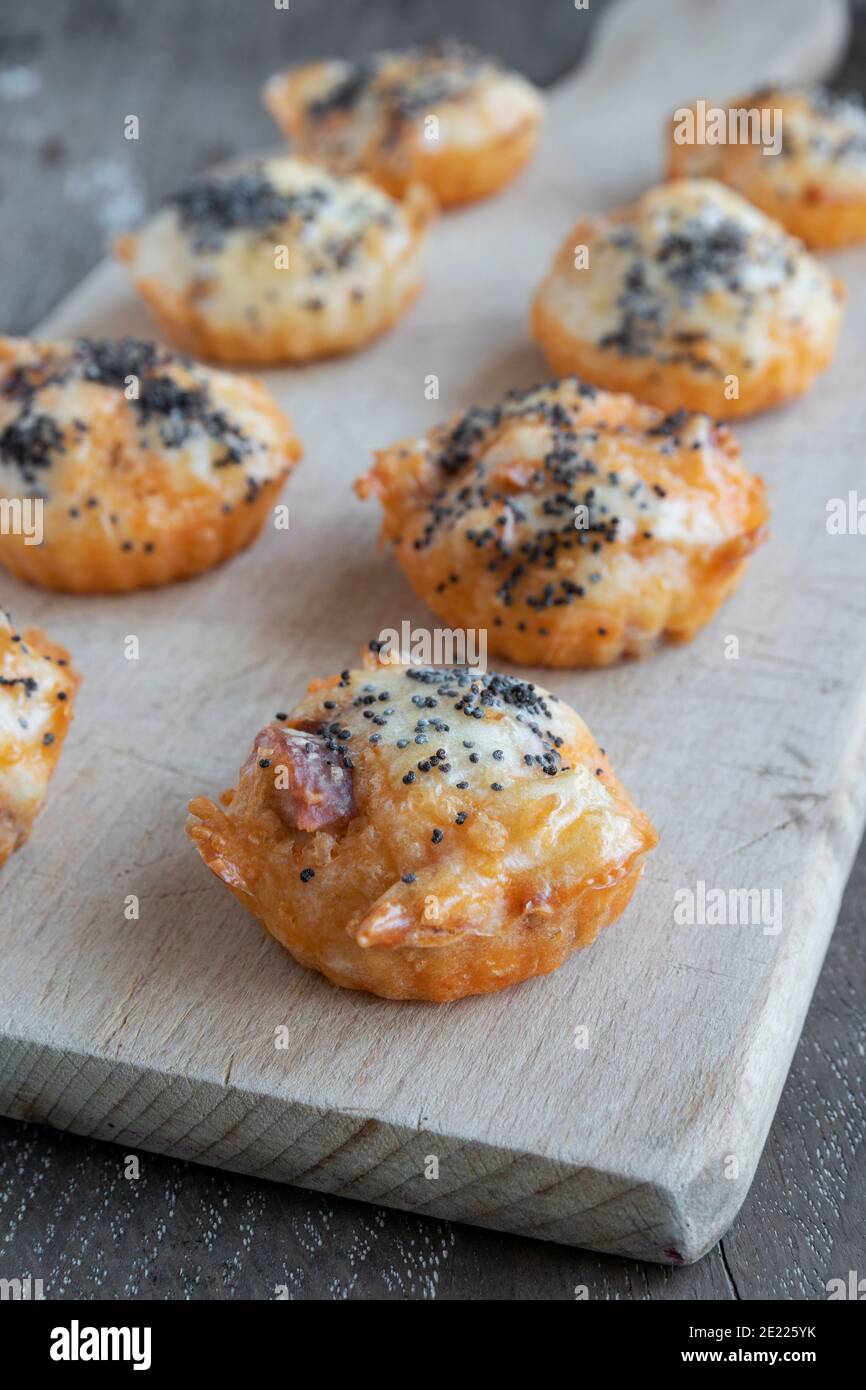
1,0,864,1300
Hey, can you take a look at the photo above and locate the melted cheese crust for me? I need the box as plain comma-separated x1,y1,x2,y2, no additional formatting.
264,43,543,205
357,378,769,666
117,158,434,362
0,337,301,591
0,610,79,867
668,88,866,246
532,179,844,418
187,659,657,1001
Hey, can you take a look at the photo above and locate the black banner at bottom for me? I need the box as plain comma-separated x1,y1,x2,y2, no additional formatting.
4,1296,859,1373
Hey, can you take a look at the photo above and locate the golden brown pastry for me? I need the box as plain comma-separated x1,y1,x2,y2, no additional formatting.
668,87,866,248
0,608,79,867
187,654,657,1001
531,179,844,419
116,157,434,363
0,336,301,593
357,378,769,667
263,40,543,207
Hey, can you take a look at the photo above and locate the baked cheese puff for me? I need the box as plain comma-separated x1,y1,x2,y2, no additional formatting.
0,608,79,867
357,378,769,667
263,39,543,207
116,158,434,364
187,656,657,1001
668,87,866,248
0,337,301,592
531,179,844,419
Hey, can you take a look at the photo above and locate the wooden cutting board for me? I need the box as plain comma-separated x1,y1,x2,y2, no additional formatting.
0,0,860,1265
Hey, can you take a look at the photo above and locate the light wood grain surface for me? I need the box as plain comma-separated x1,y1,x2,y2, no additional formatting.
1,0,864,1298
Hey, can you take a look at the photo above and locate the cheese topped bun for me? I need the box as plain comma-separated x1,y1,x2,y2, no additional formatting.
0,336,301,592
117,158,434,363
0,608,79,868
264,40,543,206
358,377,769,667
532,179,844,418
668,86,866,248
188,653,656,1001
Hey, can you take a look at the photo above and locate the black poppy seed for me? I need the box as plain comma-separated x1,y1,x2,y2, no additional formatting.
402,771,416,784
299,868,315,882
455,780,469,789
258,758,271,768
275,712,287,721
469,752,480,763
431,828,444,844
56,691,67,701
492,749,504,761
455,811,467,825
401,873,416,884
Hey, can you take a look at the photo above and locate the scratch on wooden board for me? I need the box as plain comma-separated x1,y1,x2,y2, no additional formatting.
672,963,739,982
717,816,808,861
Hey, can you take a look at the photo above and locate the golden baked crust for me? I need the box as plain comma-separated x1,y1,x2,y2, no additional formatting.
263,39,543,207
0,337,301,592
187,656,657,1001
0,608,79,867
116,158,434,364
531,179,844,419
667,87,866,248
357,378,769,667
